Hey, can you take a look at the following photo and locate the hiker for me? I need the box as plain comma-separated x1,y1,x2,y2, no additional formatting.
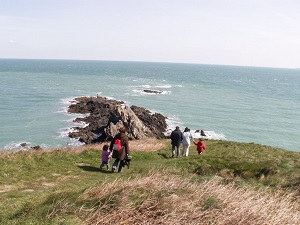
99,144,112,170
109,127,130,172
182,127,194,157
194,138,206,155
170,126,183,158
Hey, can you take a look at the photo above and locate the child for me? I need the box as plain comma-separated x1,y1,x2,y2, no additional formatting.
194,138,206,155
100,144,112,170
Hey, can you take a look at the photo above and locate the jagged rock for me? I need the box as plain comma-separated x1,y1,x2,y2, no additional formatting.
130,105,167,139
68,96,168,144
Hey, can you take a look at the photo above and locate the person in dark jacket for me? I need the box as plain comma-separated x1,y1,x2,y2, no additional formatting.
109,127,130,172
170,126,183,158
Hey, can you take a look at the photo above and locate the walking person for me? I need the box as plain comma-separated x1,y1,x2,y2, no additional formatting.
99,144,112,170
194,138,206,155
182,127,194,157
109,127,130,173
170,126,183,158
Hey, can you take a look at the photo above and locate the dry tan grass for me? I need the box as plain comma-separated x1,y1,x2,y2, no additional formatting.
76,138,167,152
127,138,168,152
76,170,300,225
0,139,167,157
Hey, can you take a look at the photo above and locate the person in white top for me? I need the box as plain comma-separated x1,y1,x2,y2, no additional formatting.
182,127,194,157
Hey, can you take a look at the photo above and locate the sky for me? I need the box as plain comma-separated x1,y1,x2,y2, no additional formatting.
1,0,300,68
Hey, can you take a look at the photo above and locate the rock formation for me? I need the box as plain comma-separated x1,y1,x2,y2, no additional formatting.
143,89,162,94
68,96,168,144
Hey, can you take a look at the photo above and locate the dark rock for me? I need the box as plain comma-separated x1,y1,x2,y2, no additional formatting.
68,96,168,144
201,130,206,136
195,129,206,136
143,89,162,94
130,105,167,139
20,143,27,147
31,145,42,150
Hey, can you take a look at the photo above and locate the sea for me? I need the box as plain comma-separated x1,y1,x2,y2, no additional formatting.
1,59,299,152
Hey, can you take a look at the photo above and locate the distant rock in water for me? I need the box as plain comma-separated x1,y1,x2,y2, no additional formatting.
143,89,162,94
68,96,168,144
20,143,27,147
31,145,42,150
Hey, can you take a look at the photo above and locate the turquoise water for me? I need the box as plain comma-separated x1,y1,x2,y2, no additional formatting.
1,59,299,152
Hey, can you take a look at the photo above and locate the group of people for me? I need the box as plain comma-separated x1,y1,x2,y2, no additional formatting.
99,126,206,173
171,126,206,158
99,127,130,173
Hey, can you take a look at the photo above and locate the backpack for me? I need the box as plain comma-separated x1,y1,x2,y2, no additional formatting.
113,138,122,151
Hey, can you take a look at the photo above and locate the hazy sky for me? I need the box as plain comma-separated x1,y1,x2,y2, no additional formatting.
1,0,300,68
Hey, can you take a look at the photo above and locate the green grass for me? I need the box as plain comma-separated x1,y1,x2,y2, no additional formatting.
0,140,299,224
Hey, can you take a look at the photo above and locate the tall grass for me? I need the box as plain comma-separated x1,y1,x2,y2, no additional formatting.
79,170,299,225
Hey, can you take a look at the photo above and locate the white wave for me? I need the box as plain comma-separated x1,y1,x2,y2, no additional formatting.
3,141,51,151
4,141,32,150
55,107,69,114
56,129,85,147
142,85,151,88
60,96,79,105
164,115,226,141
56,128,84,147
164,129,226,141
191,130,226,140
58,127,78,138
104,95,116,100
58,120,89,138
131,89,171,96
161,91,172,95
163,116,184,136
155,84,172,88
56,96,82,115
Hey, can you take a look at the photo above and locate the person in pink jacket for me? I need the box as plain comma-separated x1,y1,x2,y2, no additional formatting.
100,144,112,170
194,139,206,155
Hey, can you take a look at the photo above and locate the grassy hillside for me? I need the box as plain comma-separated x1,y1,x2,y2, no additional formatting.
0,139,299,224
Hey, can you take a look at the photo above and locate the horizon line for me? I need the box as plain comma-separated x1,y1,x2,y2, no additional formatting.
0,57,297,70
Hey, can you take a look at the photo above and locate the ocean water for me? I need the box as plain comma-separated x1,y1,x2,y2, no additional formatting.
1,59,299,152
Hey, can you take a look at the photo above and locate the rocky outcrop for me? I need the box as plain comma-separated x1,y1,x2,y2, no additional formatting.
68,96,168,144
